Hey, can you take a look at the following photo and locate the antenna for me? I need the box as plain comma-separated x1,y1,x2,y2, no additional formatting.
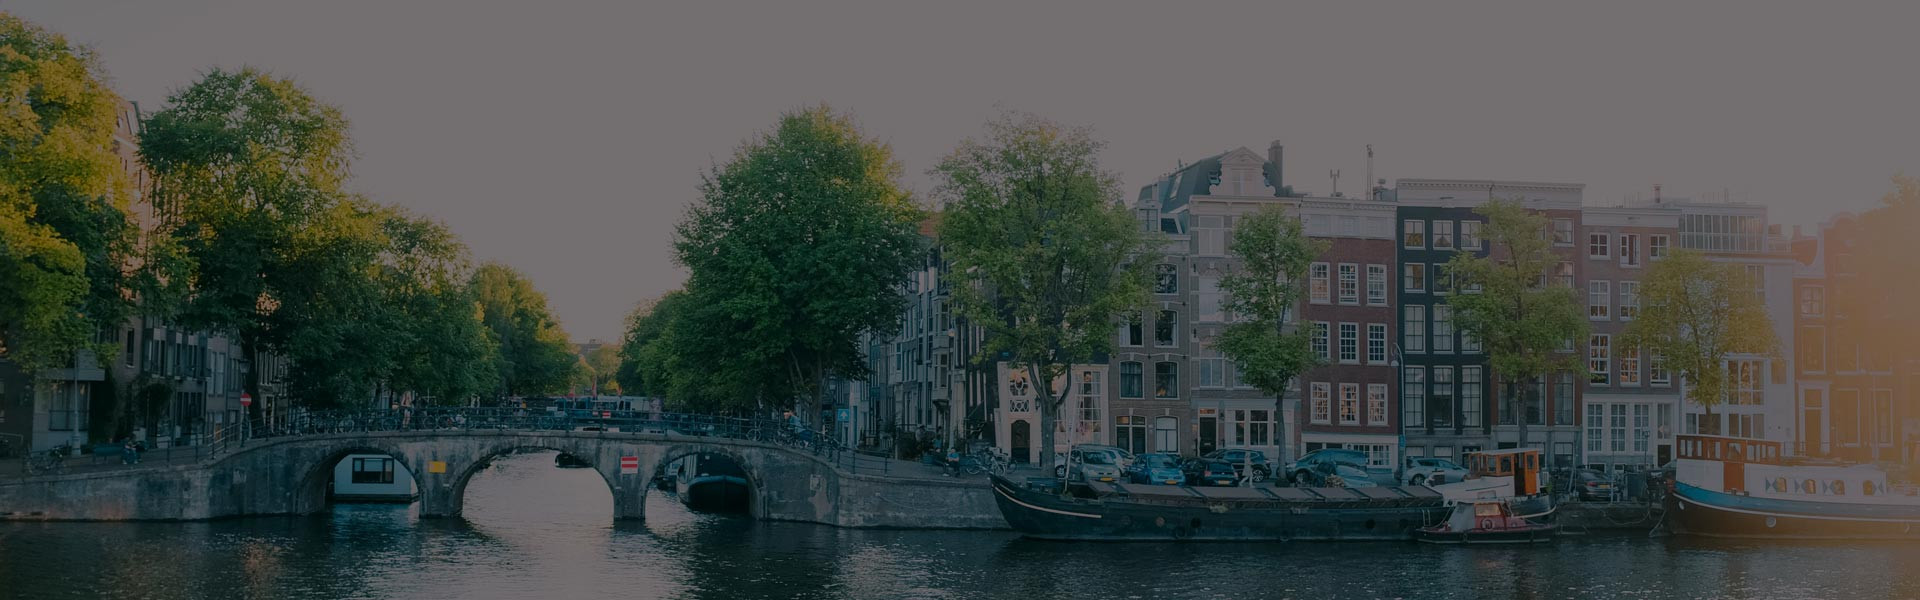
1654,184,1662,203
1329,169,1341,197
1366,145,1375,200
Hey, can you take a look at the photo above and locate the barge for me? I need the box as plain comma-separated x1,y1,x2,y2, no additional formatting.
1669,434,1920,540
989,474,1449,541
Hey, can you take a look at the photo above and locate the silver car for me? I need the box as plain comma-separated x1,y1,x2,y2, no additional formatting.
1403,457,1469,486
1055,447,1125,482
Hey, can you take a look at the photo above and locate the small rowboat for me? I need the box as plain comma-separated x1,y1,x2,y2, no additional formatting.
1415,499,1556,544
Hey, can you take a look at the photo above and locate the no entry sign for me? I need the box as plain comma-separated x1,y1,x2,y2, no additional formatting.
620,456,639,475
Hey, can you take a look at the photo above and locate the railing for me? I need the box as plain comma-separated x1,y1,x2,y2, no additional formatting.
2,408,892,479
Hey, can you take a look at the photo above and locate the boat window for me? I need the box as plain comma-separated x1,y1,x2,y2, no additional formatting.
1499,456,1512,474
1473,503,1502,517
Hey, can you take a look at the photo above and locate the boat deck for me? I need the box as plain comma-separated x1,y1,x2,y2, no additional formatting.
1088,482,1442,507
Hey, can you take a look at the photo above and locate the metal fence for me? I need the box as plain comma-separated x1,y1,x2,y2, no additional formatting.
2,407,892,479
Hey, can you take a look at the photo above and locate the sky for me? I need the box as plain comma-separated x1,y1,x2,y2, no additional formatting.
12,1,1920,341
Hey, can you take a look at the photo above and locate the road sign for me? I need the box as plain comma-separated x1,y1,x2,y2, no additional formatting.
239,393,252,407
428,461,447,474
837,408,851,423
620,456,639,475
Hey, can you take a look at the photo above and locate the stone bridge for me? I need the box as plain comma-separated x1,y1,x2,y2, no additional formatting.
0,429,1005,528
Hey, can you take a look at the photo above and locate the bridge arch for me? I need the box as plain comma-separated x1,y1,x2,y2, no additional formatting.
648,443,767,518
440,439,623,520
290,444,427,514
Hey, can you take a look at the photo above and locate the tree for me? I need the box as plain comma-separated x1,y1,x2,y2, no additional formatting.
1214,205,1326,464
614,291,685,397
1621,249,1778,434
1446,200,1589,446
372,207,498,405
585,344,621,396
1838,175,1920,376
933,111,1156,470
470,262,575,398
671,105,924,418
0,14,135,372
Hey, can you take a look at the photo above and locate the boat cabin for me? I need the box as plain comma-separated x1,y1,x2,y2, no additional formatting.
1464,448,1543,496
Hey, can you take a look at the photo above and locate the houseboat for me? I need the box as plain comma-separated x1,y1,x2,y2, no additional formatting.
1415,499,1556,544
1668,434,1920,539
1426,448,1556,520
989,474,1449,541
330,454,417,503
673,453,750,513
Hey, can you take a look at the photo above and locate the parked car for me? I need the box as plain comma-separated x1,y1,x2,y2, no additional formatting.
1181,458,1240,487
1054,445,1130,478
1285,448,1370,485
1070,450,1124,483
1202,448,1272,482
1403,457,1469,486
1076,444,1136,470
1572,468,1614,501
1323,463,1382,488
1127,453,1185,485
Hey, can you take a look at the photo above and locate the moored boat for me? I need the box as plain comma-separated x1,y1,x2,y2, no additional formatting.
1415,500,1556,544
1425,448,1556,521
554,452,592,469
989,474,1449,541
1668,434,1920,540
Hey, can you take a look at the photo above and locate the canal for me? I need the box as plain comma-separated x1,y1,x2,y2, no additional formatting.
4,451,1920,599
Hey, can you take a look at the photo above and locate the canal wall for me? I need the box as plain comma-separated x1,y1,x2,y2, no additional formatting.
0,430,1009,530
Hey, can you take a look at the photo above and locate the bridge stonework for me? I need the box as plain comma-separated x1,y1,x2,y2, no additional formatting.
0,431,1004,529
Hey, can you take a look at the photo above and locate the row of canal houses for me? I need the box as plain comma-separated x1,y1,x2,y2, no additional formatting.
837,140,1913,472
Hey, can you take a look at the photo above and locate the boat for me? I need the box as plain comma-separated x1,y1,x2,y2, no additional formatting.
674,453,751,513
554,452,592,469
1425,448,1556,520
1668,434,1920,540
1415,499,1556,544
988,473,1449,541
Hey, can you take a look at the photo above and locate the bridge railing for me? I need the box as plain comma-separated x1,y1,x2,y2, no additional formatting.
3,408,895,479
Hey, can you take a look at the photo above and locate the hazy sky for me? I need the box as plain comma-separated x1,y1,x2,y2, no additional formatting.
14,2,1920,340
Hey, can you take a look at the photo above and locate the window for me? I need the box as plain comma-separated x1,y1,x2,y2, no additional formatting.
1611,404,1629,452
1432,220,1455,249
1618,281,1640,320
1154,263,1178,294
1310,263,1330,304
1154,362,1178,399
45,382,90,431
1338,323,1359,364
1586,404,1605,453
1366,265,1388,305
1367,324,1387,364
351,457,396,484
1196,276,1223,323
1403,306,1426,353
1650,352,1671,387
1432,264,1454,295
1555,261,1575,288
1198,357,1226,388
1633,405,1651,453
1431,367,1454,428
1462,366,1482,427
1368,384,1387,425
1312,322,1330,360
1403,367,1426,429
1232,409,1274,447
1120,314,1142,346
1337,264,1359,304
1462,329,1481,353
1589,335,1612,385
1404,263,1427,293
1552,219,1574,246
1120,362,1143,398
1403,219,1426,248
1116,416,1147,455
1588,280,1611,320
1460,221,1482,250
1619,345,1641,387
1555,373,1575,426
1800,326,1826,372
1727,360,1762,405
1155,310,1177,347
1079,372,1103,424
1432,304,1454,353
1311,383,1332,424
1153,416,1178,453
1800,286,1824,316
1339,384,1360,424
1619,233,1641,267
1873,390,1893,444
1650,234,1670,260
1588,232,1612,260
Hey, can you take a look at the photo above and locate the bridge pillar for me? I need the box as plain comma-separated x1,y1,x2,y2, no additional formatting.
601,450,650,521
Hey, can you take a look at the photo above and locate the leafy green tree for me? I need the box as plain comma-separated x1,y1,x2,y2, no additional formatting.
0,14,135,372
1621,249,1778,434
672,105,924,417
1837,175,1920,376
933,111,1155,470
585,344,621,395
372,207,498,405
614,291,685,397
1446,200,1588,446
1214,205,1326,462
471,262,575,397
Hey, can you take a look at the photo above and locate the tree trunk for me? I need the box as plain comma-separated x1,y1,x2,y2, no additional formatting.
1515,377,1531,449
1031,363,1058,472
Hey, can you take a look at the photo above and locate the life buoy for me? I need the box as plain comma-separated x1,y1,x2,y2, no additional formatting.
1833,480,1846,496
1864,481,1877,496
1802,479,1817,494
1480,518,1495,530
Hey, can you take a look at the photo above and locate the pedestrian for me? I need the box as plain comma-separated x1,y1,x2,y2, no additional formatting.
121,438,140,465
944,445,963,477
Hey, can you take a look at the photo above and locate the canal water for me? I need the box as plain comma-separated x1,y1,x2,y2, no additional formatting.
4,451,1920,600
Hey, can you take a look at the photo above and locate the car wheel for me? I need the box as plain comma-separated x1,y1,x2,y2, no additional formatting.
1054,465,1066,478
1293,470,1313,486
1410,474,1428,486
1250,469,1267,483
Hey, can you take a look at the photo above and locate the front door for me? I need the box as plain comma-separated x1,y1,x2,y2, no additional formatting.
1198,417,1218,455
1010,420,1031,464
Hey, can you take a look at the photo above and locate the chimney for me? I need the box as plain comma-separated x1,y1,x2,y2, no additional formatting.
1267,141,1284,195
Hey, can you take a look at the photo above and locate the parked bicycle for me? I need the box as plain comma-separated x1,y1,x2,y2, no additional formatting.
25,447,67,476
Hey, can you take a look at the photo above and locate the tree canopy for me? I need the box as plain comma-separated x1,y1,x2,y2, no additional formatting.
1621,248,1778,427
669,105,924,415
933,111,1155,469
1214,204,1324,456
1446,200,1588,444
471,262,576,398
0,14,135,372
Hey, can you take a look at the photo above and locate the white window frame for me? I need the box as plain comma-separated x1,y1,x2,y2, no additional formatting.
1337,263,1359,305
1366,324,1387,364
1310,263,1330,304
1366,264,1388,306
1432,220,1455,250
1338,322,1359,364
1404,263,1426,293
1432,304,1454,354
1552,219,1574,246
1404,306,1426,353
1588,232,1611,260
1312,322,1330,360
1589,280,1611,320
1619,233,1641,268
1311,382,1332,425
1403,219,1426,249
1339,383,1361,425
1619,345,1641,387
1461,366,1482,427
1650,234,1670,260
1367,384,1388,425
1460,220,1482,250
1618,281,1639,321
1589,334,1612,386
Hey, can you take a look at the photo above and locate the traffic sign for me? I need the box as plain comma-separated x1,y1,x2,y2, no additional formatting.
620,456,639,475
239,393,252,407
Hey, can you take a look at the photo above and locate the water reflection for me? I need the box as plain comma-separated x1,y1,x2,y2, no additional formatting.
5,451,1920,599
